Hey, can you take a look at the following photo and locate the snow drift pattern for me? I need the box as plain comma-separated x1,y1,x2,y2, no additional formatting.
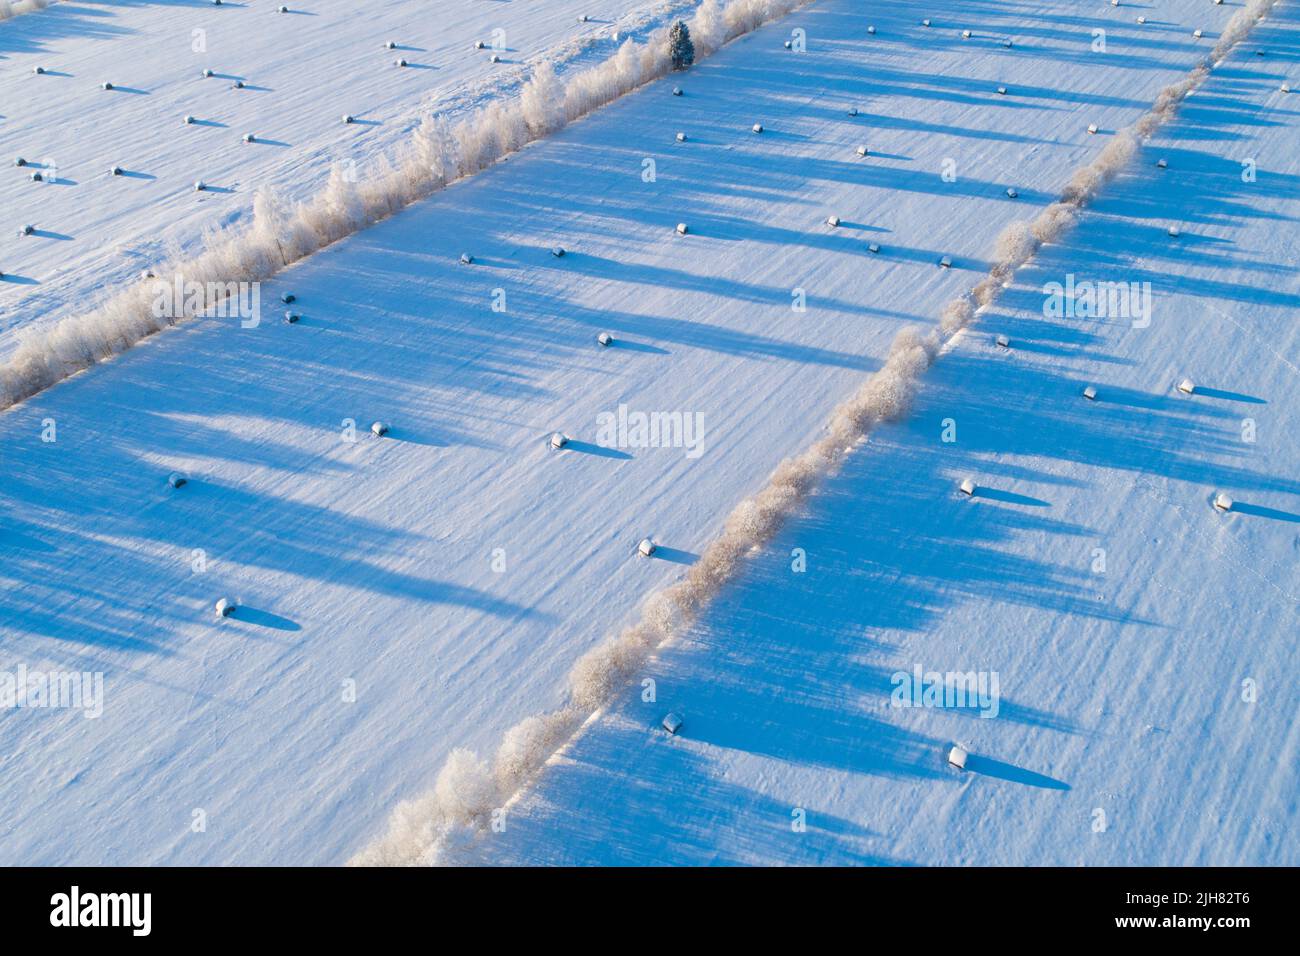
351,0,1280,867
0,0,806,411
0,0,53,23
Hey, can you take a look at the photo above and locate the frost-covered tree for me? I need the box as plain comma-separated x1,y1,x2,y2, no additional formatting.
669,21,695,70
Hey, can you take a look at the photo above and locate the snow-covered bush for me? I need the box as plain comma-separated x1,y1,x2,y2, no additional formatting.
0,2,55,24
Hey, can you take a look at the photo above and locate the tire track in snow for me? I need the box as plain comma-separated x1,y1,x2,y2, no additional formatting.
350,0,1284,866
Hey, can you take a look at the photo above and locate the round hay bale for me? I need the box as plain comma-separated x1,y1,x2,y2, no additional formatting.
597,332,613,347
215,598,235,618
637,538,656,557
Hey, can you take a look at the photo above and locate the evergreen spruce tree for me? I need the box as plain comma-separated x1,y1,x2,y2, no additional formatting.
669,21,695,71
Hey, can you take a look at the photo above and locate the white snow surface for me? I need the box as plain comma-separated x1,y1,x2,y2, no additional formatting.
478,7,1300,866
2,0,1295,866
0,0,700,353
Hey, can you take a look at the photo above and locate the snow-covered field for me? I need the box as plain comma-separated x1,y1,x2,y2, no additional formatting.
0,0,699,352
1,0,1296,867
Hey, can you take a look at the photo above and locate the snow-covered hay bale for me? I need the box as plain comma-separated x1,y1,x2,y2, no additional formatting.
33,66,45,75
997,85,1007,96
281,292,296,304
959,478,976,496
19,224,33,236
243,133,256,143
867,25,876,35
284,310,300,324
549,432,569,450
1193,29,1204,39
1178,378,1196,395
488,55,499,65
867,242,881,254
921,19,931,28
371,421,390,437
232,79,245,89
676,132,687,142
662,712,683,735
751,123,764,134
597,331,613,347
672,85,683,96
215,597,235,618
1157,158,1168,169
1005,186,1018,198
110,165,122,177
939,255,952,268
550,246,565,258
474,40,486,50
459,253,474,265
342,114,354,124
31,171,44,182
1082,385,1098,401
202,68,214,78
995,334,1010,349
14,157,26,167
1087,123,1099,134
279,5,289,12
1168,225,1181,238
1214,492,1234,512
948,745,968,770
856,145,869,157
184,115,195,125
676,222,689,235
168,472,188,489
194,180,206,191
637,537,656,557
847,106,858,117
961,29,971,39
385,41,396,50
826,215,840,228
